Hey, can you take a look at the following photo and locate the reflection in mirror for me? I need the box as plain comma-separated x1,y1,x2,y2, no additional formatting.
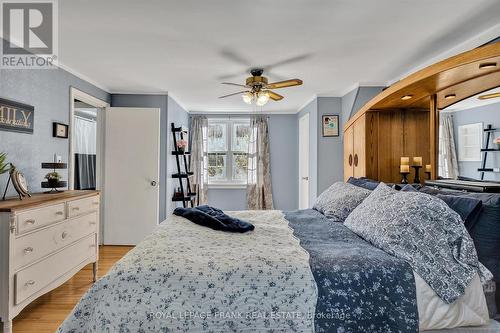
73,100,98,190
439,86,500,182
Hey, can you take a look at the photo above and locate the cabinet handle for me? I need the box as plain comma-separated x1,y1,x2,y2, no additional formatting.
61,231,68,239
354,154,359,167
24,247,34,254
348,154,353,166
25,280,35,286
55,211,64,216
72,207,80,211
25,219,35,225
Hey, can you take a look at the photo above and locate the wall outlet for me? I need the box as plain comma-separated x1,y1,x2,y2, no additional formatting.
55,155,62,163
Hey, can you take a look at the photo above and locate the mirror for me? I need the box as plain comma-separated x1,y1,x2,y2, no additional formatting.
439,86,500,182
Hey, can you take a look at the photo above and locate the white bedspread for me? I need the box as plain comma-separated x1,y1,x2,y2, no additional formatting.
58,210,317,333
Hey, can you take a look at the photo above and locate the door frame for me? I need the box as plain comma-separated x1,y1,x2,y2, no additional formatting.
298,113,310,209
69,87,109,191
69,88,109,243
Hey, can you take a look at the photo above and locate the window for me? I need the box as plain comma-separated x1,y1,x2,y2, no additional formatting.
457,123,482,162
207,119,250,185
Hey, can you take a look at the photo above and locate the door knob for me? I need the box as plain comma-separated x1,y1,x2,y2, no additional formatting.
301,177,309,180
151,181,157,187
348,154,353,166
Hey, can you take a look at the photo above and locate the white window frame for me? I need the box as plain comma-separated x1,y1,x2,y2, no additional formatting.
457,123,483,162
207,118,250,187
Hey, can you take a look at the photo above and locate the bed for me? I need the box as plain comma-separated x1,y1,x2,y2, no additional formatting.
57,207,499,333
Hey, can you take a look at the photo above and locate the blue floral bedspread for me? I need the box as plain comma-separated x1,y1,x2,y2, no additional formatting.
285,209,419,333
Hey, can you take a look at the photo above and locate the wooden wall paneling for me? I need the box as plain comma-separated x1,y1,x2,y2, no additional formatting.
403,110,431,184
429,95,439,179
377,110,405,183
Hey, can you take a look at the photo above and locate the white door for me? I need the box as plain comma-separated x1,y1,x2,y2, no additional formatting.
104,107,160,245
299,113,310,209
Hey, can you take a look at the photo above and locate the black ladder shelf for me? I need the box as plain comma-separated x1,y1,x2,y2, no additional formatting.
478,124,500,180
171,123,196,208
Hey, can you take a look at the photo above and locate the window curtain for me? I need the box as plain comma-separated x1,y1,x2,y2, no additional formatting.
247,116,274,210
190,116,209,205
438,113,459,179
74,116,97,190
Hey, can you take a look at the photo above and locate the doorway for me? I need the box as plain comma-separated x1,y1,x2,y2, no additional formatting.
299,113,310,209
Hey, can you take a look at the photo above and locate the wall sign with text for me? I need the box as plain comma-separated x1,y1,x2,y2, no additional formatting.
0,98,34,134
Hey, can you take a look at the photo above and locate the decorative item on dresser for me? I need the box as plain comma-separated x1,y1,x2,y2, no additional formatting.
2,163,31,201
412,156,423,184
171,123,196,208
0,190,100,333
41,161,68,193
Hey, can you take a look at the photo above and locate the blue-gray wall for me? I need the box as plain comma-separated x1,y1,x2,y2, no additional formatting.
452,103,500,181
201,114,298,211
0,68,110,197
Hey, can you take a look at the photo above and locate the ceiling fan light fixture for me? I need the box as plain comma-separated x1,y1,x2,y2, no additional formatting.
242,92,253,104
256,91,270,106
401,95,413,100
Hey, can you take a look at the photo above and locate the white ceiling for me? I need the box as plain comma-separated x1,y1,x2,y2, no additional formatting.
59,0,500,113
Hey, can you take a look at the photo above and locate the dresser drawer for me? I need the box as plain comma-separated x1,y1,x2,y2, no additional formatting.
15,233,96,305
13,212,98,270
68,195,99,218
17,203,66,234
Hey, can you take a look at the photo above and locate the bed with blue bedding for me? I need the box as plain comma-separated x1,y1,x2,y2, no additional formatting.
57,184,499,332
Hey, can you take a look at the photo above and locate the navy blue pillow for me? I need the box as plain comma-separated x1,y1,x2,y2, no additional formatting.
347,177,379,190
436,194,483,232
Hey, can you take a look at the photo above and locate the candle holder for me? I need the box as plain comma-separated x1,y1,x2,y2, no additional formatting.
412,165,422,184
425,171,431,180
400,172,410,184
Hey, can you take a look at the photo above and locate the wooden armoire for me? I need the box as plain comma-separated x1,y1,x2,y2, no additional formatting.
343,43,500,183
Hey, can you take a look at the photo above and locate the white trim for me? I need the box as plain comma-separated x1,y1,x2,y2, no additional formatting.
166,92,190,113
190,109,298,115
58,62,110,92
107,91,168,96
297,94,318,113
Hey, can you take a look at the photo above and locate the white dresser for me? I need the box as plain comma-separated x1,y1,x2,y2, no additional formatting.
0,191,100,333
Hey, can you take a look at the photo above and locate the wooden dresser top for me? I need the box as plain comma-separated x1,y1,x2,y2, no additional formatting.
0,190,99,212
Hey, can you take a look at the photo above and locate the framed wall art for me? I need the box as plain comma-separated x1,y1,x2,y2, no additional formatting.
0,98,34,134
322,115,339,137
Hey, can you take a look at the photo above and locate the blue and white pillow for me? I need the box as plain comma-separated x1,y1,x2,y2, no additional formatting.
313,182,371,221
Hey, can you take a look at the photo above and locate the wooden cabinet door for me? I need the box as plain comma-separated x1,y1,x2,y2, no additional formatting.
353,115,366,178
343,125,354,181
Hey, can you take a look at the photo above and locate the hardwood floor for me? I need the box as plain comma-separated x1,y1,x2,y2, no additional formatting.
12,245,132,333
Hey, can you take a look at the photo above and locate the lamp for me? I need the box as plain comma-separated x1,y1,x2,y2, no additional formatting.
242,92,253,104
256,91,270,106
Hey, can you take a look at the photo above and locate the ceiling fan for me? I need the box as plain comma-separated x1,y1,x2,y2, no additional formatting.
219,68,303,106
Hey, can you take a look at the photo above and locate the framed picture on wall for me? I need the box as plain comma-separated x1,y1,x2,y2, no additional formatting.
322,115,339,137
53,122,69,138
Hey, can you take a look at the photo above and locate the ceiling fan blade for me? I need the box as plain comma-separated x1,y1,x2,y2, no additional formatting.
221,82,249,88
265,79,303,89
267,90,284,101
218,91,248,99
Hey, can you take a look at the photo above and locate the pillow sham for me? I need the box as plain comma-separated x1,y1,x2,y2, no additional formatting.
346,177,380,190
436,194,483,231
344,183,492,303
313,182,371,221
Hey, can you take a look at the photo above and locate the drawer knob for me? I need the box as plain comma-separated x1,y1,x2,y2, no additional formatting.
25,280,35,286
72,207,80,211
25,219,36,225
61,231,68,239
55,211,64,216
24,247,34,254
